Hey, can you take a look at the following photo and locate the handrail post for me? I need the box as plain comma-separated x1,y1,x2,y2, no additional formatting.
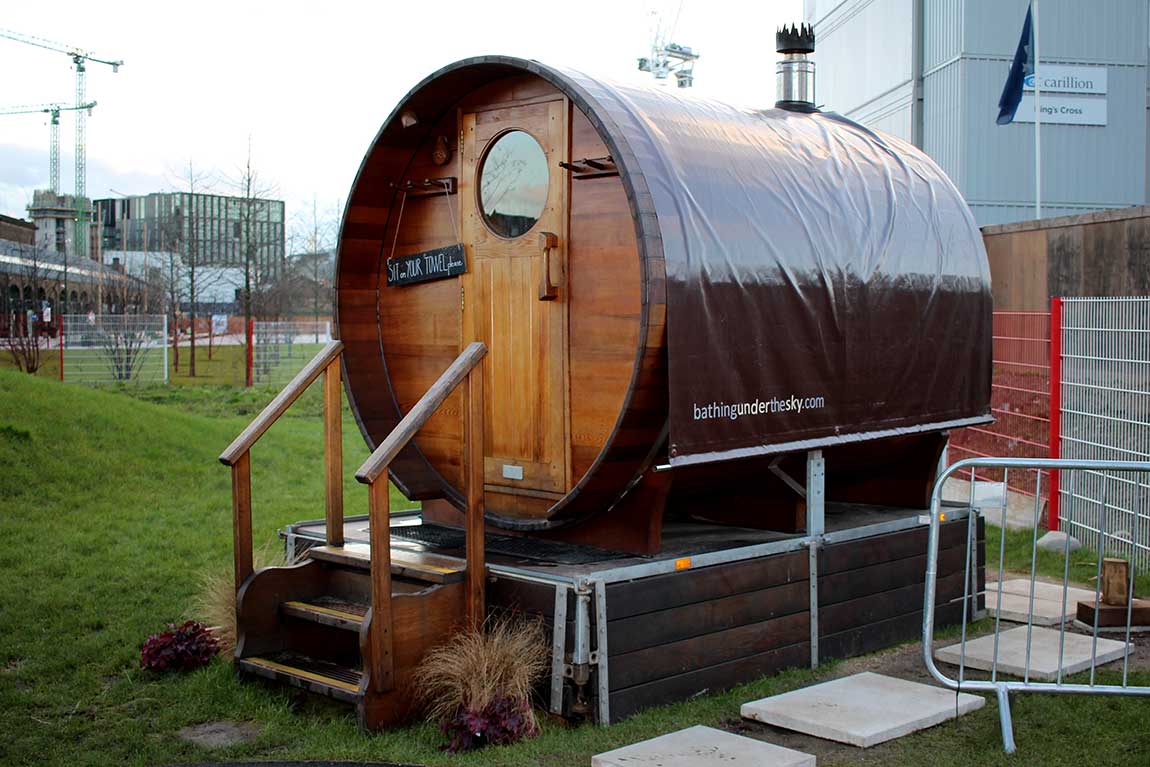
465,362,486,631
367,471,394,692
232,451,253,592
219,340,343,595
324,357,344,547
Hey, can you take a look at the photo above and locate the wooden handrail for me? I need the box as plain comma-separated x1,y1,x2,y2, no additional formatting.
359,341,488,696
219,340,344,466
222,339,345,593
355,341,487,484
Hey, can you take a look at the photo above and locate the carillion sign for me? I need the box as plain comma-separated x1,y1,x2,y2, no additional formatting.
1023,64,1107,95
1016,64,1107,126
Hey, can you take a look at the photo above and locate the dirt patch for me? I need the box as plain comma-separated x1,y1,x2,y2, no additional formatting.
177,720,262,749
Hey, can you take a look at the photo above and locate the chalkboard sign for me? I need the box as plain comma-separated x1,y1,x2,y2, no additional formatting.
386,244,467,286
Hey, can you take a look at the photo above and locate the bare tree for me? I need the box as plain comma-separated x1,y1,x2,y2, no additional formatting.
3,245,49,374
231,139,281,380
158,225,184,372
286,195,339,341
95,254,156,382
167,160,219,377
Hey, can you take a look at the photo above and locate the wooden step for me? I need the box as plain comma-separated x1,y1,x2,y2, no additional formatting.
238,652,362,703
282,597,367,631
308,543,465,584
281,575,433,630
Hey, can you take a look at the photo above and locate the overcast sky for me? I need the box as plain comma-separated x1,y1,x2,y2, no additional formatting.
0,0,801,243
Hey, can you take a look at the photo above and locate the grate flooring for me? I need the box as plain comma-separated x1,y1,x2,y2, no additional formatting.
386,523,629,565
306,596,369,617
266,651,362,686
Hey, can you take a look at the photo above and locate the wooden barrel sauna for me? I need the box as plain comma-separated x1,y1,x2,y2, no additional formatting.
336,56,991,553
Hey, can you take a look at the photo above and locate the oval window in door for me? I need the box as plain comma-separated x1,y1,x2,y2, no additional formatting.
478,130,549,238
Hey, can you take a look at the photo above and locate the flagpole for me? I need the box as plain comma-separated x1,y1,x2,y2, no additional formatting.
1034,0,1042,219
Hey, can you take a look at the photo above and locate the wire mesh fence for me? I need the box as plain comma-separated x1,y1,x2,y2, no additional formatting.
1059,297,1150,569
251,320,332,387
950,311,1051,496
61,313,168,384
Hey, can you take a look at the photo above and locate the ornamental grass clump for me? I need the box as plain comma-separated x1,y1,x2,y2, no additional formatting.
190,546,284,653
413,615,549,752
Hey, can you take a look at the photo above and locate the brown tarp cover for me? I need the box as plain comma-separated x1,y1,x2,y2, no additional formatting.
569,73,993,466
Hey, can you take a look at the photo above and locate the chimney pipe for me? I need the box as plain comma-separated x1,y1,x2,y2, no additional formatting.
776,23,816,112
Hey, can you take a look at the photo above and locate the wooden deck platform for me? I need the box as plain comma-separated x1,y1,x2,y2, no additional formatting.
285,501,985,724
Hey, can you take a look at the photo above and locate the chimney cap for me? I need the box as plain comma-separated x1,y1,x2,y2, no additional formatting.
776,23,815,54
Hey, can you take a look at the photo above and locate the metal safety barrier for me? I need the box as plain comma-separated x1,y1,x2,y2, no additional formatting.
923,457,1150,754
61,313,169,384
251,320,332,387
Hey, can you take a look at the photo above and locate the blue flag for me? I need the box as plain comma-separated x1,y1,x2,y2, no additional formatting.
997,4,1034,125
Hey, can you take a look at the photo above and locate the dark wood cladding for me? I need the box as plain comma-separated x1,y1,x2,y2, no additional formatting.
482,518,986,723
601,518,983,723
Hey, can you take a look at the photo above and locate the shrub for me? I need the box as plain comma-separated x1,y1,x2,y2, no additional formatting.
140,620,219,672
413,615,548,752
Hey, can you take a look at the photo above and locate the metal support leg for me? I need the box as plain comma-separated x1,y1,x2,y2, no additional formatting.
593,581,610,726
549,584,569,715
995,683,1017,754
807,449,825,669
808,543,819,668
567,585,593,718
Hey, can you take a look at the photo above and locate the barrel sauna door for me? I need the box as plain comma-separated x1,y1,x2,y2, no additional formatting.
460,99,570,513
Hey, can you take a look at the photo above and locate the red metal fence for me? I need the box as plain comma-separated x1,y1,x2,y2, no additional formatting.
949,311,1052,502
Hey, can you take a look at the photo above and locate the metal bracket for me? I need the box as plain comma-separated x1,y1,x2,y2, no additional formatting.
553,579,611,724
770,456,807,498
558,156,619,179
593,580,610,726
806,449,825,669
549,583,569,714
565,583,595,718
388,176,457,198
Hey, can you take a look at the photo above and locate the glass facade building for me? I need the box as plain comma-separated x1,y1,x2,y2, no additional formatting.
96,192,286,275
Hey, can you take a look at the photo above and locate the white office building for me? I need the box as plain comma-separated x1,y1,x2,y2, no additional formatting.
806,0,1149,225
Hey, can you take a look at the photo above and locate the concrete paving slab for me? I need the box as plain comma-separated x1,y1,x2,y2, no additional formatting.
1072,619,1150,634
985,580,1099,625
987,591,1067,625
739,672,984,748
935,625,1131,681
993,579,1097,603
592,725,815,767
942,478,1038,530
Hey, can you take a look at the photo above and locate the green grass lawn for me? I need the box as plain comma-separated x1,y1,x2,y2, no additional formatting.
0,368,1147,767
988,522,1150,599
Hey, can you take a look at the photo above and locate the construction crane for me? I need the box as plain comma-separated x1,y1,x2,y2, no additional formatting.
636,4,699,87
0,101,97,194
0,28,122,262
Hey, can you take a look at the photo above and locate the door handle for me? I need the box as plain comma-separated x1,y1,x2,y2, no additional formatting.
538,231,560,301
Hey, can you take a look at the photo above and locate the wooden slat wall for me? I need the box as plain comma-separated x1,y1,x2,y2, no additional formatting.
485,518,985,724
567,107,643,482
375,109,465,490
606,518,983,722
983,209,1150,311
986,229,1048,311
349,73,654,516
